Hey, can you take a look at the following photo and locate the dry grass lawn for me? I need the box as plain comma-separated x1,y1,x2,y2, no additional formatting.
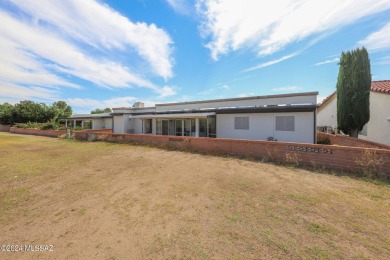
0,132,389,259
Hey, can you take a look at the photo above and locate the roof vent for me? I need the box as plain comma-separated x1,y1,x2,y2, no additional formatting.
133,102,144,108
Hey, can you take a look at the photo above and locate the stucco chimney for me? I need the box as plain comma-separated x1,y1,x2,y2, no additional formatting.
133,101,144,108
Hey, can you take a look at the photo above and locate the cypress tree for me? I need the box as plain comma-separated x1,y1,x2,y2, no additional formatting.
336,47,371,137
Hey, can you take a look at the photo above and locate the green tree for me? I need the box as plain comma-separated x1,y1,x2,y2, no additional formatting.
91,107,112,114
336,47,371,137
12,101,48,123
0,100,73,125
52,101,72,121
0,103,15,125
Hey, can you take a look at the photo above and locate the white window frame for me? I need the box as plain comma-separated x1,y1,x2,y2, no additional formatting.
234,117,249,130
275,116,295,131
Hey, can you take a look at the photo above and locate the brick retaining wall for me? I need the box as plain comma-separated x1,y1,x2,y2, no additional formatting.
317,131,390,150
0,124,11,132
10,127,67,137
82,129,112,133
8,128,389,178
75,132,390,178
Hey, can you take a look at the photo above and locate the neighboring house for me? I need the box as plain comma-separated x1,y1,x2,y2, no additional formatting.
62,113,112,129
112,92,318,144
317,80,390,145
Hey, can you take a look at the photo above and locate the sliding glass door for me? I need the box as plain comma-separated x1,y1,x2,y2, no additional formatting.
152,117,215,137
175,119,183,136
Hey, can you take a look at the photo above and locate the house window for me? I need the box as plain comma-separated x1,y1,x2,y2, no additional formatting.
234,117,249,130
199,118,207,137
275,116,295,131
145,119,152,134
84,120,92,129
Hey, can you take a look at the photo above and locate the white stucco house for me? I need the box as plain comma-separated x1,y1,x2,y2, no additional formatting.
63,113,112,129
111,92,318,144
317,80,390,145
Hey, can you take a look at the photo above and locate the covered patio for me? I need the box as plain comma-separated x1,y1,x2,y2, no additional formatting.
132,112,216,138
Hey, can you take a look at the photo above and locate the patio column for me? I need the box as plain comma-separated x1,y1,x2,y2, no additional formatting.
81,120,84,129
74,120,76,128
195,118,199,137
152,118,156,135
65,120,68,128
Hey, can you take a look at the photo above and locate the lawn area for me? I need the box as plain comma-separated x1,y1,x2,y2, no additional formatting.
0,132,389,259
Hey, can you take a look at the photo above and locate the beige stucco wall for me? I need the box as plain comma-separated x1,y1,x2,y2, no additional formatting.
104,118,112,129
359,92,390,145
317,95,337,127
92,119,104,129
92,118,112,129
318,92,390,145
113,115,124,133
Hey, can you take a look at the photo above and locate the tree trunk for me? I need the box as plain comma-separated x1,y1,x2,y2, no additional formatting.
349,128,359,138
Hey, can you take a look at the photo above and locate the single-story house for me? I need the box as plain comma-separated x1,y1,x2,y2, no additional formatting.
62,113,112,129
112,92,318,144
317,80,390,145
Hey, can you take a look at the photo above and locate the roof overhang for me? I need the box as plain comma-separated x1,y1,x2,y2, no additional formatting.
215,105,317,114
131,112,216,119
60,116,112,120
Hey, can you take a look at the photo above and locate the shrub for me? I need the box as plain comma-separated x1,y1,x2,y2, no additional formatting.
14,122,40,129
285,152,301,166
355,149,385,179
317,135,330,145
39,121,59,130
72,126,84,131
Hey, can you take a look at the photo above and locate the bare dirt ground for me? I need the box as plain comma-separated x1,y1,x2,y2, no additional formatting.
0,132,389,259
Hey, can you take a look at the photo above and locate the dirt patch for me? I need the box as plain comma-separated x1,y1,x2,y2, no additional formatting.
1,133,390,259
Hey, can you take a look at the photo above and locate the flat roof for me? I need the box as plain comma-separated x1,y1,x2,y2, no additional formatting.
156,92,319,107
111,92,319,110
112,106,156,110
62,113,112,119
128,104,317,116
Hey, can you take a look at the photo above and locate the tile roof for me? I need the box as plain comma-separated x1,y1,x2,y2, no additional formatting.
371,80,390,94
318,80,390,110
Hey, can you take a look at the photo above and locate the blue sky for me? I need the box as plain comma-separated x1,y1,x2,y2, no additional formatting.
1,0,390,113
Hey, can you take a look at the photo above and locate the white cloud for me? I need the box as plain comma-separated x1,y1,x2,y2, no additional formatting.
166,0,192,15
242,52,298,72
358,22,390,52
66,98,103,109
10,0,174,79
197,0,390,60
198,88,215,96
0,36,79,89
67,97,164,113
0,1,176,103
0,11,157,90
219,84,230,90
272,86,301,92
238,93,255,98
315,57,340,66
157,86,177,98
0,82,59,101
67,96,138,109
317,96,328,104
377,55,390,65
